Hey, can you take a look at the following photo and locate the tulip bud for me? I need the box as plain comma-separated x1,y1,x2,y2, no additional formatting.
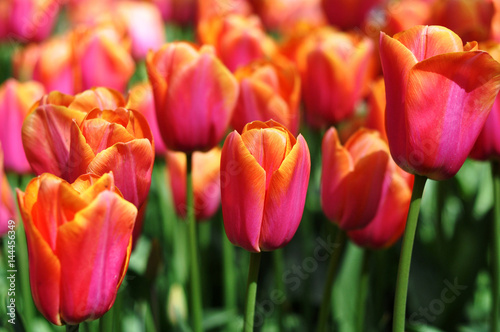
167,147,221,220
380,25,500,180
16,172,137,325
146,42,239,153
8,0,61,42
221,120,310,252
0,79,44,173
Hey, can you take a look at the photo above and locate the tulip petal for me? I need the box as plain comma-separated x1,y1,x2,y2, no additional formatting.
17,189,62,326
259,135,310,251
221,131,266,252
86,140,154,206
57,191,136,324
404,51,500,179
69,88,126,113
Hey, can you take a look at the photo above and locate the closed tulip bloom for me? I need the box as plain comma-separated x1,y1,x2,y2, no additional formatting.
221,120,310,252
198,14,278,72
380,25,500,180
284,27,374,128
365,77,387,141
232,57,301,134
127,83,167,155
8,0,60,42
470,41,500,160
322,0,384,30
17,172,137,325
0,79,45,173
348,167,413,249
146,42,239,153
321,127,390,230
1,146,16,235
167,147,222,220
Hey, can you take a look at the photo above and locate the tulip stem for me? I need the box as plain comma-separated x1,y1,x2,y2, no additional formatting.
99,304,114,332
356,250,371,332
186,153,203,332
492,161,500,332
273,249,286,331
222,219,237,330
66,324,79,332
316,227,346,332
392,174,427,332
244,252,262,332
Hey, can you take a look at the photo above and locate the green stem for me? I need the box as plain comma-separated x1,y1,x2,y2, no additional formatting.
67,324,80,332
492,161,500,332
273,249,286,331
392,174,427,332
222,219,237,329
99,305,114,332
186,153,203,332
316,227,347,332
356,250,371,332
16,214,34,330
244,252,262,332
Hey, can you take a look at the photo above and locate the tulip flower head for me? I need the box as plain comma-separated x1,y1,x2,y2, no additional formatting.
380,25,500,180
146,42,239,153
221,120,310,252
17,172,137,326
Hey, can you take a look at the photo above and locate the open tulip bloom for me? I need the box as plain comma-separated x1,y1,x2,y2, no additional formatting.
380,25,500,332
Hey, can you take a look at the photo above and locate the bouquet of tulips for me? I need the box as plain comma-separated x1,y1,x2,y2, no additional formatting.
1,0,500,331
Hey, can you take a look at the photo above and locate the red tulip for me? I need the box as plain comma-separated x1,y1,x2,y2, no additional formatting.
321,127,391,230
1,145,16,235
17,172,136,325
365,77,387,141
470,41,500,160
321,0,384,30
232,57,301,134
221,120,310,252
0,79,45,173
127,82,167,155
146,42,239,153
283,26,374,128
197,14,278,72
153,0,197,24
380,25,500,180
167,147,221,220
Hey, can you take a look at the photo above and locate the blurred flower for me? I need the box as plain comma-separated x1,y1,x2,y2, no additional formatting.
12,43,41,82
232,57,301,134
1,145,16,235
321,0,384,30
365,77,387,141
0,79,44,173
167,147,221,220
470,41,500,160
127,82,167,155
283,26,374,128
221,120,310,252
152,0,197,24
250,0,325,33
380,25,500,180
321,127,390,230
17,172,136,325
167,283,188,326
3,0,61,42
198,14,278,72
197,0,251,22
429,0,494,42
348,167,413,249
146,42,239,153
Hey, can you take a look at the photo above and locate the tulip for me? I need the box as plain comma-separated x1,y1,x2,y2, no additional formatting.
197,0,251,22
347,167,413,249
127,82,167,155
167,147,221,220
0,79,45,173
321,0,384,30
221,120,310,252
365,77,387,141
321,127,390,230
283,26,374,128
197,14,278,72
17,172,137,325
146,42,239,153
470,41,500,160
13,43,41,82
380,25,500,180
1,145,16,235
232,57,301,134
153,0,197,24
114,1,166,59
7,0,61,42
429,0,494,42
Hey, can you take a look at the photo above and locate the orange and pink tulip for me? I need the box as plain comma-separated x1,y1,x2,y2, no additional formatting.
17,172,136,325
380,25,500,180
221,120,310,253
